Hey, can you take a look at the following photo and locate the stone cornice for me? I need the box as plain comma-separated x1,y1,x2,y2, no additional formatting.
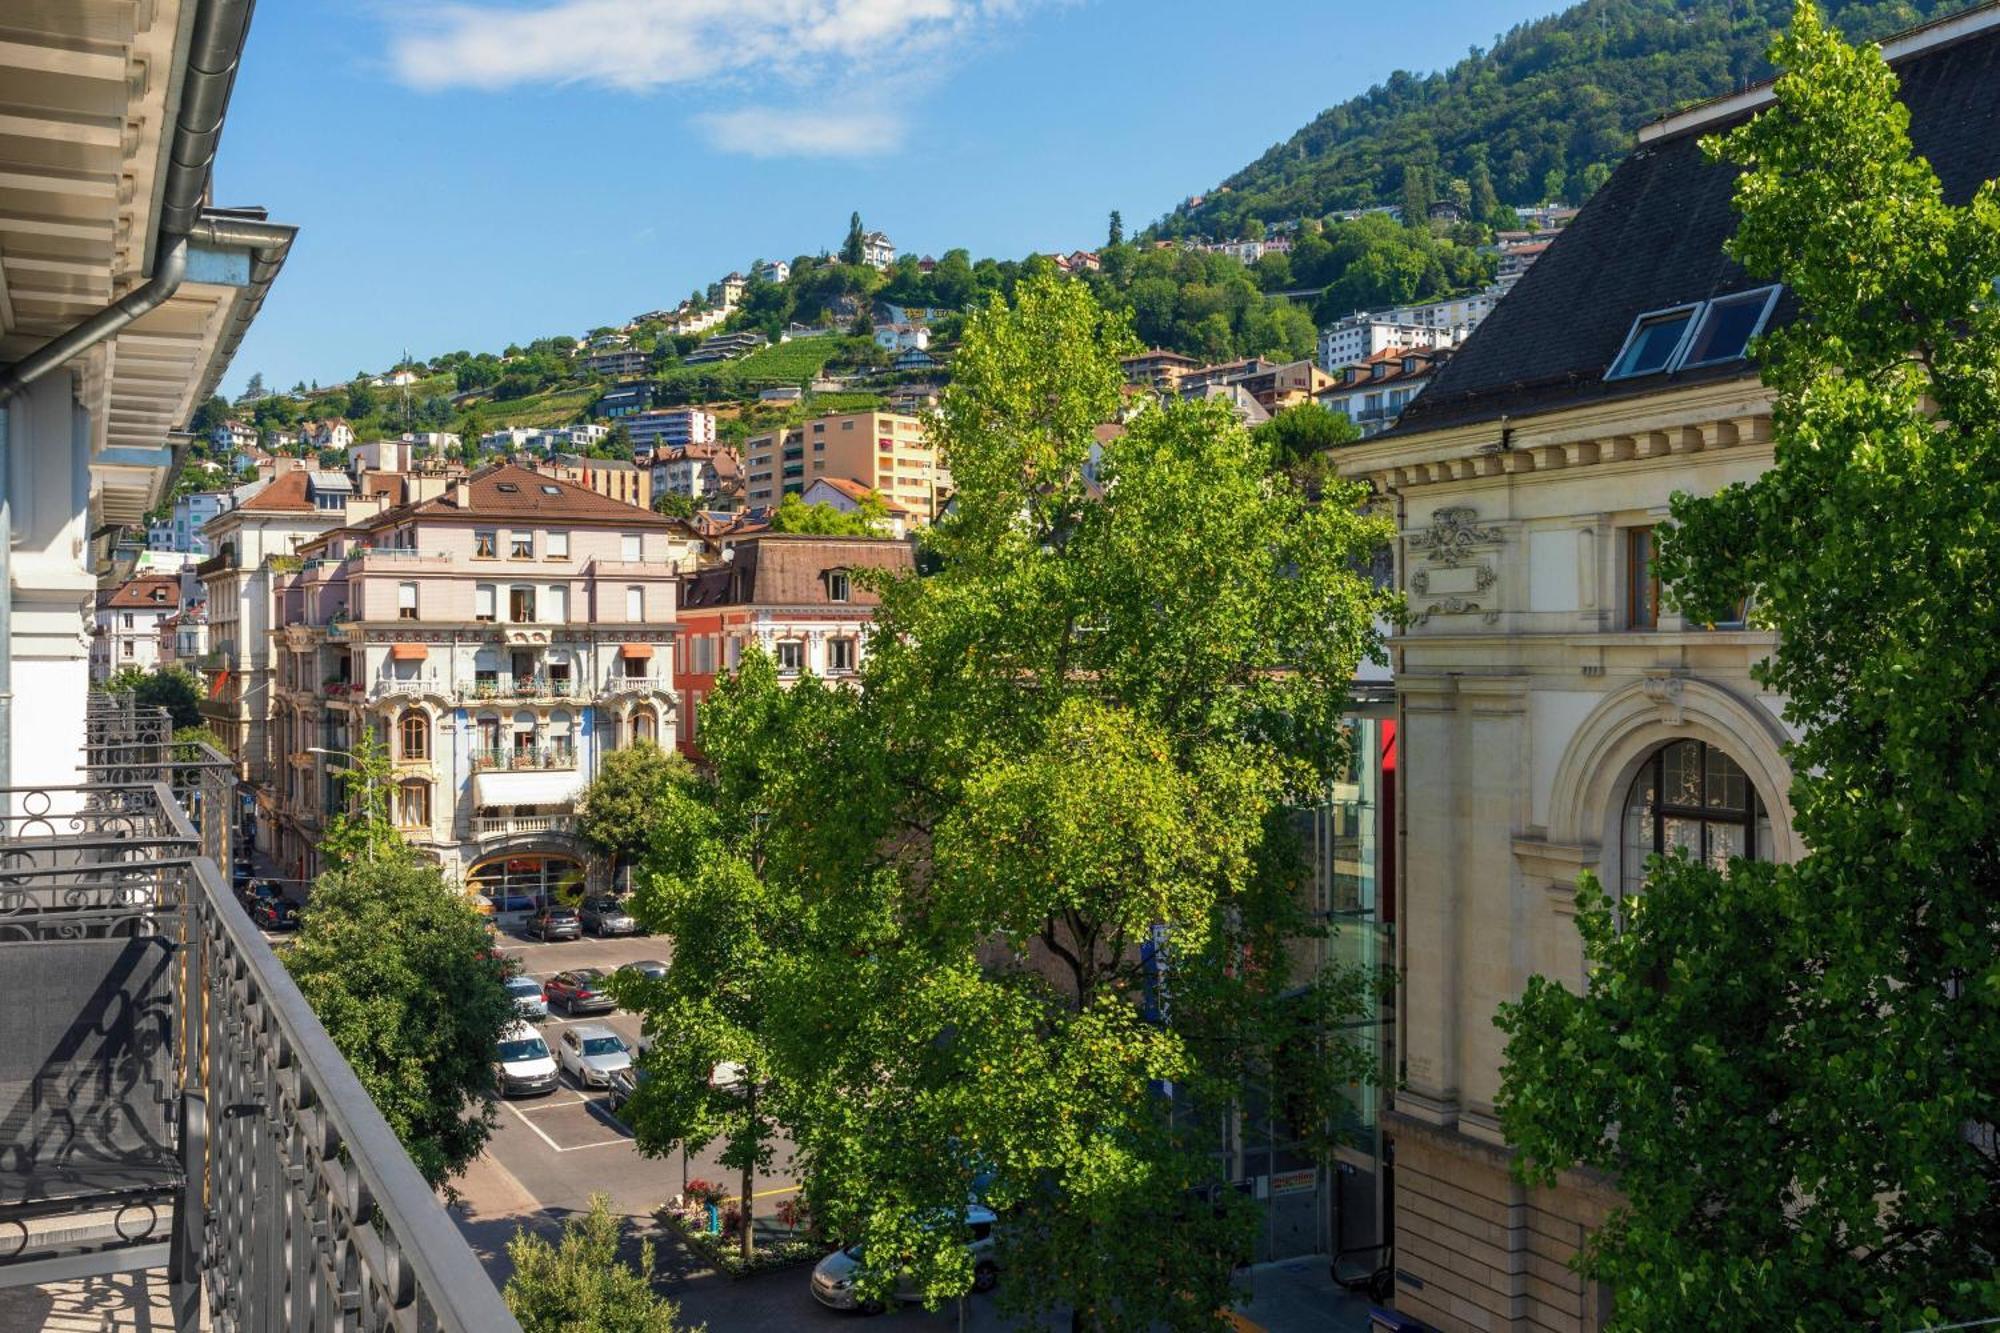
1334,379,1775,494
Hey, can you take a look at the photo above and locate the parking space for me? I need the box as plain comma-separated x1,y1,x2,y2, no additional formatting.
473,925,804,1236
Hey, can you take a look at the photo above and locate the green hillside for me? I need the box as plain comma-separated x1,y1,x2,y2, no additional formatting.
1162,0,1972,237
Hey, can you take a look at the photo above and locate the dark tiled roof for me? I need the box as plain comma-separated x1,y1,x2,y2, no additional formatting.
681,535,913,609
1391,20,2000,438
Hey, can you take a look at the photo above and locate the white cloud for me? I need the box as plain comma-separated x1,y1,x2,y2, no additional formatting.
695,104,904,158
387,0,1017,94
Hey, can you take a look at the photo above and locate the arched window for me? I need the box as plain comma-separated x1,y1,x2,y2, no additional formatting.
399,709,429,761
631,708,657,745
396,780,431,830
548,710,574,764
1621,740,1771,895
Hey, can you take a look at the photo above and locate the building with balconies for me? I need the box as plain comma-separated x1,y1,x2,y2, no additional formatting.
264,463,685,896
742,408,948,519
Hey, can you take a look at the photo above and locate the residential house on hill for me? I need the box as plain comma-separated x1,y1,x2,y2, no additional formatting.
800,476,919,538
1317,347,1453,436
90,575,181,681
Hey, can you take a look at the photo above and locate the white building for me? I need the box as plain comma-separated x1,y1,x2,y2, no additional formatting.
873,324,931,353
756,259,791,284
213,418,260,453
1317,290,1504,372
861,231,895,270
90,576,182,682
650,443,742,505
480,427,542,454
147,492,229,556
628,408,718,453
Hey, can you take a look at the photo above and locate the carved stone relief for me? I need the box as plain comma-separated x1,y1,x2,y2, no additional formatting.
1410,505,1505,625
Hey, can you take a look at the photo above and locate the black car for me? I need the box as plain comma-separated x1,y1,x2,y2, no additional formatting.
251,898,301,932
615,959,668,984
524,906,581,941
605,1064,651,1116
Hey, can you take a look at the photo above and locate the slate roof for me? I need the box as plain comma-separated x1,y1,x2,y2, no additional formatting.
681,534,913,610
1390,14,2000,438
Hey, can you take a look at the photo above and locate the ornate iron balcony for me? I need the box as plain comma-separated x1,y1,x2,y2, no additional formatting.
0,696,524,1331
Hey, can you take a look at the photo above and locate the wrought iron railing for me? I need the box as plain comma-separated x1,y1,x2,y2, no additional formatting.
470,745,577,772
13,695,526,1331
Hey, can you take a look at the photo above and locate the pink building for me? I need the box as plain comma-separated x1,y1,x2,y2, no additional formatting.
266,463,684,895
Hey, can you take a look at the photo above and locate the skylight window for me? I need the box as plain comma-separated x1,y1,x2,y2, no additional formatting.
1680,286,1782,368
541,485,561,495
1606,303,1699,379
495,482,519,493
1605,286,1782,381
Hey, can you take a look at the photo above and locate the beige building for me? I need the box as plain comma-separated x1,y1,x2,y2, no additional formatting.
1330,13,2000,1330
743,409,948,520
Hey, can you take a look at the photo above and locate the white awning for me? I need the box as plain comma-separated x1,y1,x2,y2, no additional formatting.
473,770,586,808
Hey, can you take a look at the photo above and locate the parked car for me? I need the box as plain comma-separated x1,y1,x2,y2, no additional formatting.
481,890,539,915
543,968,615,1016
605,1065,650,1116
504,974,549,1021
555,1024,631,1088
238,880,283,912
579,895,638,937
615,959,667,984
524,905,581,941
494,1022,559,1097
810,1205,1002,1312
250,897,300,932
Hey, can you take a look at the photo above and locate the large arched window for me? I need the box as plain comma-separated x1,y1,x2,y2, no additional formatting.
1621,739,1772,894
630,707,657,746
399,709,429,761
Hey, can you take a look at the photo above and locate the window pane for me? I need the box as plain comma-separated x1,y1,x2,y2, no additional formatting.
1684,293,1768,365
1662,816,1702,861
1704,745,1748,813
1662,741,1703,810
1611,312,1693,377
1706,820,1745,870
1622,765,1656,897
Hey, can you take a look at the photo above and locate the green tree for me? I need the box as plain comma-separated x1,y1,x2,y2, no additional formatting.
652,490,697,521
345,380,378,421
840,211,866,266
503,1195,686,1333
740,275,1396,1326
319,726,398,869
620,653,832,1264
286,849,512,1189
576,743,694,890
1400,161,1432,226
1251,402,1361,488
1497,7,2000,1327
100,665,150,696
133,665,203,731
1107,209,1123,247
1469,158,1501,223
766,491,888,536
189,393,231,438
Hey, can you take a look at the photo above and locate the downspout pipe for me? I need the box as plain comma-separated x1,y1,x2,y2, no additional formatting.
0,0,261,788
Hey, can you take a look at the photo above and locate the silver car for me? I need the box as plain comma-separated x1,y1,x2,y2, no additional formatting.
555,1024,631,1088
810,1205,1000,1312
504,974,549,1022
580,895,638,937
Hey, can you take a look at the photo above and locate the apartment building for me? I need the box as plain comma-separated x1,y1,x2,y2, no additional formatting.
1317,317,1461,374
582,348,650,378
89,576,181,681
627,406,718,452
263,463,685,890
199,471,364,786
650,443,741,506
742,409,948,520
1317,348,1452,436
676,534,913,753
1120,348,1200,393
541,455,651,510
1328,15,2000,1330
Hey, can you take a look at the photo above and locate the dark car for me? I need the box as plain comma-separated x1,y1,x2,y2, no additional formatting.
605,1064,650,1116
615,959,668,983
579,895,638,937
238,880,283,912
543,968,615,1015
524,906,581,941
251,897,301,932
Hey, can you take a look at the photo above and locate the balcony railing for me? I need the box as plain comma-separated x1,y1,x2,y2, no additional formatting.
472,813,577,839
11,697,524,1331
470,745,577,772
599,674,672,696
457,677,585,703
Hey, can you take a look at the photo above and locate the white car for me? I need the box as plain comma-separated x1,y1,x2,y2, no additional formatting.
810,1204,1001,1312
494,1022,558,1098
504,975,549,1022
555,1024,631,1088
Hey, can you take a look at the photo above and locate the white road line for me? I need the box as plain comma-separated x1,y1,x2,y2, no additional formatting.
514,1094,590,1111
500,1098,568,1153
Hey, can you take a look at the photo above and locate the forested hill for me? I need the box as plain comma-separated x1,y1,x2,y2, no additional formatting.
1159,0,1971,237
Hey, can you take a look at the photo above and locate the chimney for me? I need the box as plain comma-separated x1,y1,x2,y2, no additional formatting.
453,480,471,509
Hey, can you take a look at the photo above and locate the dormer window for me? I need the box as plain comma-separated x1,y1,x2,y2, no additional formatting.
827,571,851,603
1606,286,1781,381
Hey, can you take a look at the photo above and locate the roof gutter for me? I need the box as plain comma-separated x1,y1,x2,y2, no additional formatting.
0,0,262,788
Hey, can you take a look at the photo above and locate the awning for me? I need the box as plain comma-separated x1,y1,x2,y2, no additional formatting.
390,644,428,661
473,770,587,808
621,644,653,659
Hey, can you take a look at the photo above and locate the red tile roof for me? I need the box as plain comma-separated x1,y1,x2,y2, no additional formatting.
237,470,318,513
352,462,677,533
99,576,180,610
809,476,916,516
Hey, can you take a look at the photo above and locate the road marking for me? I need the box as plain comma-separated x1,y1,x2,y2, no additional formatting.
512,1094,590,1111
500,1098,568,1153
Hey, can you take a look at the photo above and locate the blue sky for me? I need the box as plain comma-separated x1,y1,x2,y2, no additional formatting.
214,0,1566,396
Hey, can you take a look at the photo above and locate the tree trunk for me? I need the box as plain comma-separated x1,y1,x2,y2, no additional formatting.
740,1080,757,1263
